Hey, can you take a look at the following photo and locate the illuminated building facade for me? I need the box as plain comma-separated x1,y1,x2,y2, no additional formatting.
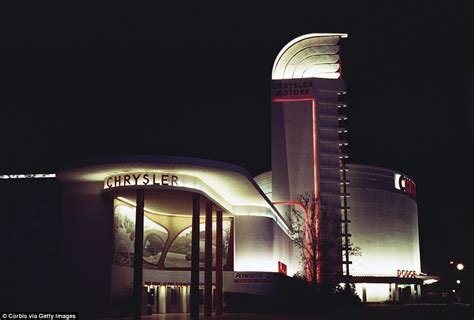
0,33,429,315
347,164,422,302
271,33,349,283
268,33,425,301
56,156,297,316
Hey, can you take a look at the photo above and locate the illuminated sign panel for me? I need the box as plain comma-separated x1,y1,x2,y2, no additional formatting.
278,261,287,275
104,173,179,189
271,80,314,98
0,173,56,179
394,173,416,198
397,269,417,278
234,272,280,284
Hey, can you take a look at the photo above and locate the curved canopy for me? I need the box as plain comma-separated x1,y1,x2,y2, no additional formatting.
57,156,290,234
272,33,348,80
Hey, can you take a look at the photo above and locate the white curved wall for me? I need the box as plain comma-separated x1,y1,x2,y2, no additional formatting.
347,165,421,277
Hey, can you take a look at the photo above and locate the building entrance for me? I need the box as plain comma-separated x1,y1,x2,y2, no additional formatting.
166,286,181,313
399,285,412,302
145,284,195,313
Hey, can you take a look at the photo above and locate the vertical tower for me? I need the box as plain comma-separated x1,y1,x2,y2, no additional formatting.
271,33,350,282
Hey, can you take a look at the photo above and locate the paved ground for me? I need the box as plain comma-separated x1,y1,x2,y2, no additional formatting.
102,304,473,320
103,314,329,320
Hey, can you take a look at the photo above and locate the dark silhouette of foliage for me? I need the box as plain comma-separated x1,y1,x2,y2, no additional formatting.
288,192,361,285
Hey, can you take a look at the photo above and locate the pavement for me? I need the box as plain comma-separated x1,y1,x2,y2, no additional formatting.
102,314,329,320
100,304,473,320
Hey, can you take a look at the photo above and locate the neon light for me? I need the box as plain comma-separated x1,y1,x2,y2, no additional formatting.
116,196,233,219
0,173,56,179
423,279,438,285
272,97,320,283
117,197,189,218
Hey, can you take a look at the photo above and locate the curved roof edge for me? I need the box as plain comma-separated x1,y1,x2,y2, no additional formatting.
57,155,251,179
254,170,272,180
272,33,348,80
347,163,416,182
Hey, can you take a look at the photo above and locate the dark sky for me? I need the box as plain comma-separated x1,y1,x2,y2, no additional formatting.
1,3,473,271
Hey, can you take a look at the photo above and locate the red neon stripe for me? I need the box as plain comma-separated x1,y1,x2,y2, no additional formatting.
272,97,313,102
272,97,320,284
311,99,321,284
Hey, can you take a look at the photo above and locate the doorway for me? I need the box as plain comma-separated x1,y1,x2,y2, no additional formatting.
166,286,180,313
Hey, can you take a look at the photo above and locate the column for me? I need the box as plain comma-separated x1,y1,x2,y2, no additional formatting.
204,203,213,317
152,286,157,314
190,194,200,320
180,285,187,313
158,285,166,313
215,210,223,315
133,189,145,320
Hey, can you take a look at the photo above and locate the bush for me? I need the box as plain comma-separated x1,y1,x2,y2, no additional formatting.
223,292,274,313
333,283,362,307
224,276,361,314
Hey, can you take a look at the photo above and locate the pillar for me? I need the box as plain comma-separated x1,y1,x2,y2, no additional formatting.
132,189,145,320
215,210,223,315
151,286,157,314
180,285,187,313
184,285,190,313
190,194,200,320
158,285,166,313
204,202,213,317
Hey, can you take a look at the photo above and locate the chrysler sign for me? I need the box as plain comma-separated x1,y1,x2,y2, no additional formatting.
104,173,179,190
394,173,416,198
101,171,233,214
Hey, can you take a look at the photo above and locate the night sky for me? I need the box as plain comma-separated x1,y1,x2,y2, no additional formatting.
1,3,473,273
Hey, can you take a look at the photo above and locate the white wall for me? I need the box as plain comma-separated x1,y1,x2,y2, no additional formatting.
234,216,299,276
348,165,421,278
355,283,390,302
272,100,315,208
348,190,421,277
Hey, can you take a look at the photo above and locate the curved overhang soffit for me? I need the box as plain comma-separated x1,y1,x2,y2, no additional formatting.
56,156,292,236
272,33,348,80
